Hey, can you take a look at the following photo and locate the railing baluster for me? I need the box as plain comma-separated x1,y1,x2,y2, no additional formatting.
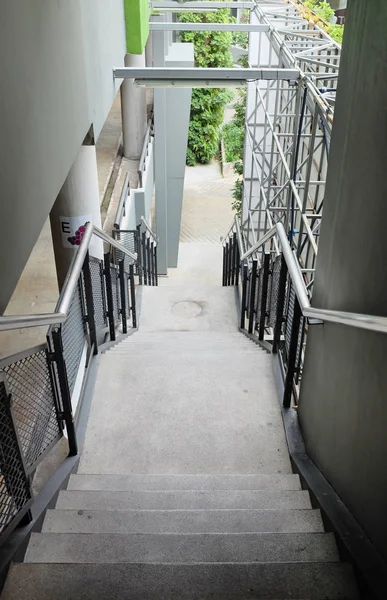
51,328,78,456
151,241,155,286
273,255,288,354
154,245,158,286
283,297,302,408
136,226,143,285
248,259,258,334
222,244,227,286
235,239,240,286
142,232,147,285
146,237,151,284
118,259,127,335
226,242,231,286
231,233,236,285
240,263,248,330
258,252,271,341
82,251,98,355
129,263,137,328
103,252,116,341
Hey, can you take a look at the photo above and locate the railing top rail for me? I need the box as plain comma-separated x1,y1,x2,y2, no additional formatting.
238,221,387,335
0,223,137,333
140,216,158,244
114,172,130,229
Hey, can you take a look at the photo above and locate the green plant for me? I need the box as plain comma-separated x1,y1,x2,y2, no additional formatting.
179,4,234,164
299,0,344,43
231,178,243,217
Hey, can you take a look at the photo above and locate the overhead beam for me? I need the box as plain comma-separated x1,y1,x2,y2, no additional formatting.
150,1,255,9
149,22,269,32
113,67,301,83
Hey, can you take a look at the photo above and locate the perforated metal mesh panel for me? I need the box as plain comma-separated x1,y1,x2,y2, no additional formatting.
89,256,107,330
61,282,86,395
1,349,62,474
269,255,282,328
285,279,295,357
254,266,263,329
110,267,121,327
0,382,31,534
112,230,138,274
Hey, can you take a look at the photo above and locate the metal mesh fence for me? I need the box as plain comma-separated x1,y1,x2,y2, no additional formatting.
110,266,121,328
112,230,138,274
0,382,31,535
89,256,107,330
285,279,295,357
1,349,62,474
269,255,282,328
61,281,86,395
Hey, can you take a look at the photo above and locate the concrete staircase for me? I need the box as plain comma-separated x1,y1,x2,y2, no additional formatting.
2,324,359,597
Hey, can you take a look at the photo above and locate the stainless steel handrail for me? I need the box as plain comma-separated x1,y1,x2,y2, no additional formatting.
235,221,387,335
140,216,158,244
114,172,130,229
0,223,137,332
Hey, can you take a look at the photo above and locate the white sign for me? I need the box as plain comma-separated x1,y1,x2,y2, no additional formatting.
60,215,92,249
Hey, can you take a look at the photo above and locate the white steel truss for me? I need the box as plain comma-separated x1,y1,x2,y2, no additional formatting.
242,0,341,292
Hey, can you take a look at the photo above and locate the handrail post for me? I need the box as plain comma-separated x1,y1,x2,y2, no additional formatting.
82,251,98,355
151,241,155,286
146,237,151,285
129,264,137,328
248,259,258,334
222,244,227,286
273,255,288,354
283,297,302,408
240,263,248,330
258,252,270,341
231,233,236,285
51,328,78,456
142,232,147,285
226,242,230,286
118,259,127,335
136,225,143,285
235,239,240,286
154,245,158,286
104,253,116,342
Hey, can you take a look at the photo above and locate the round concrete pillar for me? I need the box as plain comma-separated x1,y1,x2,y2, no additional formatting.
120,53,147,160
50,145,103,290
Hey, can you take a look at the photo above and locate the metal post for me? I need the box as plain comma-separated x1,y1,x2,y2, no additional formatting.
273,255,288,354
248,259,258,334
142,232,147,285
151,241,155,286
226,242,231,286
222,244,226,286
240,263,248,330
231,232,237,285
82,252,98,355
118,260,127,335
51,329,78,455
129,264,137,328
154,245,158,286
146,237,151,284
258,252,270,341
235,238,240,286
136,226,143,285
283,298,302,409
103,253,116,342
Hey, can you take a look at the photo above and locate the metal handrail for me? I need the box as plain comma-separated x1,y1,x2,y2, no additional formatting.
114,172,130,229
234,221,387,335
0,223,137,332
140,216,158,244
138,115,153,187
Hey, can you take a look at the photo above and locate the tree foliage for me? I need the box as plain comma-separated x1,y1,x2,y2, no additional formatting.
179,7,234,165
222,88,246,218
299,0,344,43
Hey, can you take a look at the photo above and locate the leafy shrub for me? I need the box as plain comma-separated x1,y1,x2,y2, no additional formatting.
231,178,243,217
179,5,234,165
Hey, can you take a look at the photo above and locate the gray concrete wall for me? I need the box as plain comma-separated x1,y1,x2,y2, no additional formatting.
0,0,126,312
298,0,387,562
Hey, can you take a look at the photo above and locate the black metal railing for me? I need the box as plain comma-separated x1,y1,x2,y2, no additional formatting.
0,224,138,544
113,217,158,287
223,219,307,408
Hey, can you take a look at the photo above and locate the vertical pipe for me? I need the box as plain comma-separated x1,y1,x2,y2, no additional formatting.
129,264,137,329
136,225,143,285
118,260,127,335
273,255,288,354
258,252,270,341
103,253,116,342
142,232,147,285
248,259,257,334
82,251,98,355
283,298,302,408
240,263,248,330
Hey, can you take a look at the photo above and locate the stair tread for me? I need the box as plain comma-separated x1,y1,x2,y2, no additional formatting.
25,532,339,564
56,489,312,511
67,473,301,491
2,562,360,599
42,508,324,534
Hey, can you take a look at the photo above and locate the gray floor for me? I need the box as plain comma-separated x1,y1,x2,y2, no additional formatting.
78,244,292,476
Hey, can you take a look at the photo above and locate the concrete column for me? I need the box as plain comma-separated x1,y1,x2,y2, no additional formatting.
50,144,103,290
120,53,147,160
298,1,387,562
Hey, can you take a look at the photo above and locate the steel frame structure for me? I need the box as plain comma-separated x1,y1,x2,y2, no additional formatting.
243,0,341,292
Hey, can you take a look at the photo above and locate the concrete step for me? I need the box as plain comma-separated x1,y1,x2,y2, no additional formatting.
42,508,324,534
2,562,360,599
56,490,312,511
67,473,301,491
25,532,339,564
